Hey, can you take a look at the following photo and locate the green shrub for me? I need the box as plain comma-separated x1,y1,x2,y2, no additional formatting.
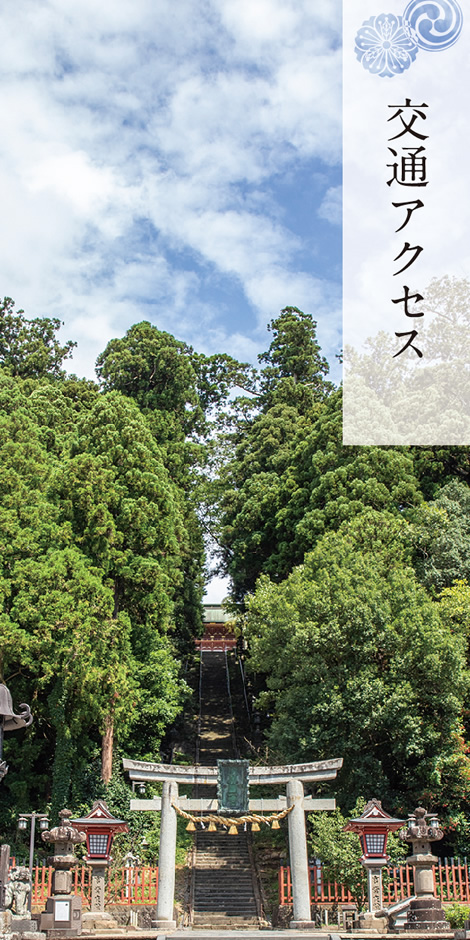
445,902,470,928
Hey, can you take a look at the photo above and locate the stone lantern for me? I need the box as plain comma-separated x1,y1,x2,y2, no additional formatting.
399,806,449,931
40,809,86,937
345,799,404,927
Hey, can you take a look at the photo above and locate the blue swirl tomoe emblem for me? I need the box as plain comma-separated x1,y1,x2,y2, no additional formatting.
355,14,419,76
403,0,463,50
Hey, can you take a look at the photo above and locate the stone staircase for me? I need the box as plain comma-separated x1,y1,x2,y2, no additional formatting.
197,650,235,765
192,829,260,927
191,650,263,927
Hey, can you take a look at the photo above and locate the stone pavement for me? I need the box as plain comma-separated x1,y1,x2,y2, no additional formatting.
81,930,454,940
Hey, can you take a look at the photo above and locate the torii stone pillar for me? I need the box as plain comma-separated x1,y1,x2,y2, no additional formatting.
153,781,178,930
287,779,313,927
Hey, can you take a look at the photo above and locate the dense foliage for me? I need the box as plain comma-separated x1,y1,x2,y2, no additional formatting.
3,294,470,855
213,298,470,838
0,306,205,835
241,514,470,813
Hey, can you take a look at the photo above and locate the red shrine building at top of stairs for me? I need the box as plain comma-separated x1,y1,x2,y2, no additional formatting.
196,604,237,651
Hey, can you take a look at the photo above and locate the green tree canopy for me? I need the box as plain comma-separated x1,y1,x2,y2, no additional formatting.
257,306,332,412
411,482,470,592
242,511,470,813
0,370,188,818
0,297,76,378
217,383,422,600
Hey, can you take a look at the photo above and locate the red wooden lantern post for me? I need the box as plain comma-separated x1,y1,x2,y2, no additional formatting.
345,799,404,921
71,801,128,918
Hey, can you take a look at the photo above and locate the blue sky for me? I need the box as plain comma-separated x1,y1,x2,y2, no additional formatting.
0,0,342,383
0,0,343,600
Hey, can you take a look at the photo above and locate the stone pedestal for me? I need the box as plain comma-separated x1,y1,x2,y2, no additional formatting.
152,781,178,931
0,912,11,938
40,896,82,938
405,895,448,931
404,854,449,934
2,908,45,940
81,911,119,931
11,915,41,934
399,807,450,932
356,911,389,932
454,925,470,940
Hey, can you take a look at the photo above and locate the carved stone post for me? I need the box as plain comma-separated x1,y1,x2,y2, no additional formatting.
153,781,178,930
362,858,385,912
286,779,313,927
90,864,106,912
0,846,11,938
0,846,9,912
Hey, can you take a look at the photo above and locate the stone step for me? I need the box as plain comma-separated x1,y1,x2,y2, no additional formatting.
194,895,256,902
195,872,253,880
196,835,250,842
195,866,251,871
194,896,256,902
193,915,260,927
195,859,252,867
194,903,257,911
197,846,250,868
195,888,255,893
194,902,256,907
195,846,251,852
194,887,255,894
194,910,257,916
194,900,256,907
194,877,254,886
195,846,251,853
195,856,251,863
197,886,254,900
195,843,250,850
195,873,253,881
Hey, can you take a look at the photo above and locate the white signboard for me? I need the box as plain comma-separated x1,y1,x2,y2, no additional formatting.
55,900,70,922
343,0,469,444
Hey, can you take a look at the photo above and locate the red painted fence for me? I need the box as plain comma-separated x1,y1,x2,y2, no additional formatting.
21,857,470,909
28,865,158,907
279,859,470,906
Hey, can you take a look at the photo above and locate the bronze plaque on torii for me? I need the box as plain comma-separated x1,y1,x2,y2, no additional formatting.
217,759,249,814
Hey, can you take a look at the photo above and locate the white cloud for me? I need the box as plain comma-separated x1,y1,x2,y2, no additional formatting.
318,185,342,225
26,151,118,216
0,0,342,377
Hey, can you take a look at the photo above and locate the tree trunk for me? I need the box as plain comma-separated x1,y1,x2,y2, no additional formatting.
101,712,114,784
102,575,121,783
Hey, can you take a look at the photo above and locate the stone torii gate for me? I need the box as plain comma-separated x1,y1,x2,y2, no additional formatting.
123,756,343,930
